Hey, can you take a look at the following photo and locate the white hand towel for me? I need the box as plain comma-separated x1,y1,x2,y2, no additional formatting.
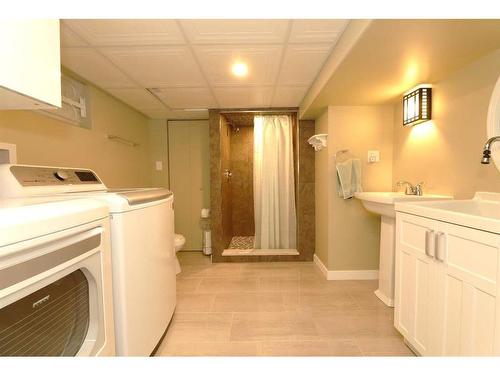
336,159,362,199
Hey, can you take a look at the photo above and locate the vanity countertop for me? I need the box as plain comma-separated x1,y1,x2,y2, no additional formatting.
395,192,500,234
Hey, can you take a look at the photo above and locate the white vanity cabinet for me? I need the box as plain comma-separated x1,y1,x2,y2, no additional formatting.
395,212,500,356
0,20,61,109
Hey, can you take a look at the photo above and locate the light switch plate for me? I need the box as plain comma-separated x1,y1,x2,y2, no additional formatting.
367,150,380,163
155,161,163,171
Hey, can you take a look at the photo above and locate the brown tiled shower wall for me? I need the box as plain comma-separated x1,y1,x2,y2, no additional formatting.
209,110,226,260
297,120,315,261
230,126,255,236
209,109,315,262
219,114,233,248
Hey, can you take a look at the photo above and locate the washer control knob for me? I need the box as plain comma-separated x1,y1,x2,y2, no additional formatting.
54,170,69,181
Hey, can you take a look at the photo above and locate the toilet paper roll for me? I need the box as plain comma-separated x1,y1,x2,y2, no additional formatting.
201,208,210,218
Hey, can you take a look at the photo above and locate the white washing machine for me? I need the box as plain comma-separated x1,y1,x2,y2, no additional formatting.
0,197,115,356
0,164,177,356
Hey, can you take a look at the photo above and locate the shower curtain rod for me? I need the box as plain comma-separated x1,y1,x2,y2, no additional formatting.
219,109,298,114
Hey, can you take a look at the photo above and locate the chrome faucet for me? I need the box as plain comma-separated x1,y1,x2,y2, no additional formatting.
481,136,500,164
396,181,424,196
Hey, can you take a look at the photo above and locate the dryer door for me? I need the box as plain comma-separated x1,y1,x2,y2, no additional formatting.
0,270,90,356
0,223,113,356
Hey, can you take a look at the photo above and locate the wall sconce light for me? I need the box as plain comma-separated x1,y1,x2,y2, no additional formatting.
403,85,432,126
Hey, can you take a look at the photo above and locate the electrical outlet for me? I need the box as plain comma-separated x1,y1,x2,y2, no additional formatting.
367,150,380,163
155,161,163,171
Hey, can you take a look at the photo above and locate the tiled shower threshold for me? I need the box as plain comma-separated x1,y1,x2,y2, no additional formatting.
222,248,299,256
223,236,299,256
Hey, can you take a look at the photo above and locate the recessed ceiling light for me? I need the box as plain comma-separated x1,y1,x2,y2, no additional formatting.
231,62,248,77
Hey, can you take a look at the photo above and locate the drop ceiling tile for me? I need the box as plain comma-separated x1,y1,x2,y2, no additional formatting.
62,19,185,45
61,47,136,88
180,20,290,44
289,20,348,44
140,108,208,119
152,88,217,109
100,46,206,88
166,109,209,119
271,86,309,107
277,44,332,86
194,45,283,86
213,87,273,108
60,23,88,47
139,108,172,119
107,88,164,110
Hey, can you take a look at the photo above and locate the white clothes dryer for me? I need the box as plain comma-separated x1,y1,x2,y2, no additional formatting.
0,197,115,356
0,164,176,356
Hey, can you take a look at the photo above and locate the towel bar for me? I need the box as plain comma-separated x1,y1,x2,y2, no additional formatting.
107,134,139,147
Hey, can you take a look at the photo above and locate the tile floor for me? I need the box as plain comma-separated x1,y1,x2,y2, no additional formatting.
155,252,414,356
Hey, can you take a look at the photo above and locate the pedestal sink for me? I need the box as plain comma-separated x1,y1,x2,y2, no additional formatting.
355,192,452,307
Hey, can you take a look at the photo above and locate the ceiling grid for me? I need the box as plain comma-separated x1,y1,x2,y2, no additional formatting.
60,19,348,119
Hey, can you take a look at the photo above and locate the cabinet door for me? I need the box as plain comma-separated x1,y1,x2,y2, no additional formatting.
435,223,500,356
395,213,441,355
0,20,61,109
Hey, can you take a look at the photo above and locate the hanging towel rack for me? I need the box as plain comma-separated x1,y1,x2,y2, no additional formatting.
107,134,139,147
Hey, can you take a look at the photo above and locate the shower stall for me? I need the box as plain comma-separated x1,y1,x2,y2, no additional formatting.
211,110,306,261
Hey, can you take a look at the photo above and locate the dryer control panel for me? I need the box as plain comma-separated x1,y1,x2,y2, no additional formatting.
0,164,107,198
10,165,101,186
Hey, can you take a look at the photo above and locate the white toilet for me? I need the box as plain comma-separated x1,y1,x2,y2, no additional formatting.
174,233,186,274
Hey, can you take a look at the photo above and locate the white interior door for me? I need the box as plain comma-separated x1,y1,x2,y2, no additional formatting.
168,120,210,251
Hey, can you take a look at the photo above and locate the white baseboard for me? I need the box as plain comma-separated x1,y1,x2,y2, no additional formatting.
313,254,329,278
374,289,394,307
313,254,379,281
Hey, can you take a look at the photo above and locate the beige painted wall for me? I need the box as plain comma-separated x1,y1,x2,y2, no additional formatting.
314,110,329,266
315,106,394,270
315,49,500,272
328,106,394,270
393,49,500,198
0,84,154,188
168,120,210,250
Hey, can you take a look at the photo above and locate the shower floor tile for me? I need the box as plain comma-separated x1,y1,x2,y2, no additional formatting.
228,236,255,249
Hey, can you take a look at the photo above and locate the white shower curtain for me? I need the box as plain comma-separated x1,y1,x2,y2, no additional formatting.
253,115,297,249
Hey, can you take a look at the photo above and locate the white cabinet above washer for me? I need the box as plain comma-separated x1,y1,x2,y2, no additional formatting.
0,20,61,109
